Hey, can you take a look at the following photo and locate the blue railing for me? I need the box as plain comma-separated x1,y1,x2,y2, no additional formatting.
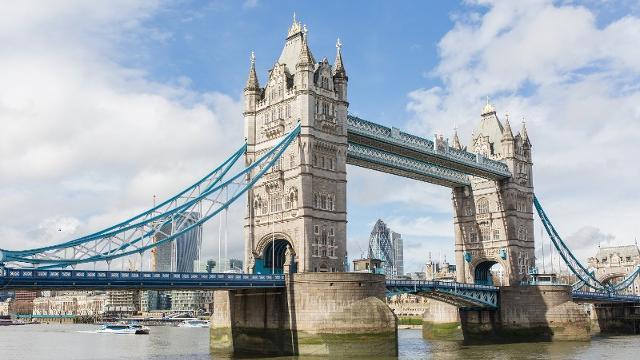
0,267,285,290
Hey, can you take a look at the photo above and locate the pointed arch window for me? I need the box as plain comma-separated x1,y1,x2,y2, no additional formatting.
477,198,489,214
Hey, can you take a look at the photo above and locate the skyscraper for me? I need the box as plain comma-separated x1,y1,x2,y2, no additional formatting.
152,212,202,272
392,232,404,277
368,219,403,278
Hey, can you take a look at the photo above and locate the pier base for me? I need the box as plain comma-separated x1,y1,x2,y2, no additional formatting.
422,300,463,340
211,273,397,357
462,285,590,342
422,285,590,343
590,303,640,334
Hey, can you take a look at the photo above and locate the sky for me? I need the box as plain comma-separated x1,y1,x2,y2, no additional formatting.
1,0,639,273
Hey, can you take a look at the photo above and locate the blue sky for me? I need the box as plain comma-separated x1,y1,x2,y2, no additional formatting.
1,0,639,273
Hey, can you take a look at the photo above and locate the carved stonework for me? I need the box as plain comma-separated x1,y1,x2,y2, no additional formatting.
453,102,535,286
243,19,348,273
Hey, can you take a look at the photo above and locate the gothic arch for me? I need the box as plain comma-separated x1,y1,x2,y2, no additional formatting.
254,232,295,257
470,257,508,286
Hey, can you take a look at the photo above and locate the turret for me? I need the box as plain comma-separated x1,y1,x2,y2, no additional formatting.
452,126,462,150
244,51,261,144
296,27,315,90
521,119,531,154
333,38,348,101
501,114,515,157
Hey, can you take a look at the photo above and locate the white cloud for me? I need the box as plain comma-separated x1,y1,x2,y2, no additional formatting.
0,1,245,266
404,0,640,269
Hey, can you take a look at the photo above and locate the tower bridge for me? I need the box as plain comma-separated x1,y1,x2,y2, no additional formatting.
2,17,640,356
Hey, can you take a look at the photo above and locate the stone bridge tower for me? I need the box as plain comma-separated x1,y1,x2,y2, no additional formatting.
243,17,348,274
452,102,535,286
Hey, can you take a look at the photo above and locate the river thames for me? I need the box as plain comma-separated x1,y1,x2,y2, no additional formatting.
0,324,638,359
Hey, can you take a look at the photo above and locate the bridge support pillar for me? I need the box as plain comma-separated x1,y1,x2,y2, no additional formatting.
422,300,463,340
460,285,590,342
211,273,397,357
590,303,640,334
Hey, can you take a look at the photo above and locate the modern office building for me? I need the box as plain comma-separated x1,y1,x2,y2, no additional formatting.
392,231,404,278
153,212,202,273
367,219,404,278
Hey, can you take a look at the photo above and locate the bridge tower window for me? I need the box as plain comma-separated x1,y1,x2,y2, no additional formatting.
477,198,489,214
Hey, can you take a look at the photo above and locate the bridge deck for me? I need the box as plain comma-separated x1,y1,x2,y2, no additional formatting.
0,268,285,290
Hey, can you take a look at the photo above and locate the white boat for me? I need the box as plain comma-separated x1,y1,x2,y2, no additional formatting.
97,323,150,334
177,319,210,328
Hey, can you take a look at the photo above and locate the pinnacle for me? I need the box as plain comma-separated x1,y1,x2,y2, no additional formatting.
333,37,347,78
521,118,530,143
245,51,260,91
502,113,514,140
452,127,462,149
297,31,315,66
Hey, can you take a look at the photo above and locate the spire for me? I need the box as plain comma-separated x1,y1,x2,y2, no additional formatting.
502,113,514,140
287,12,303,38
333,38,347,78
452,126,462,149
245,51,260,91
481,96,496,116
521,117,530,144
297,26,315,66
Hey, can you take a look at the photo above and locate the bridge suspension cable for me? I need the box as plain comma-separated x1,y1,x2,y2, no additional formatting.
0,124,301,269
534,195,640,294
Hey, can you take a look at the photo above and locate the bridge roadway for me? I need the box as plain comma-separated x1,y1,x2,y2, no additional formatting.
2,268,639,308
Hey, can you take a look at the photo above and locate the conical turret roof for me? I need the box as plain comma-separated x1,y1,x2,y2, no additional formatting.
245,51,260,91
333,38,347,78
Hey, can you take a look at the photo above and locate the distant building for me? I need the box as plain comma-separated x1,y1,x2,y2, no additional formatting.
33,293,107,317
368,219,403,278
170,290,214,314
104,290,140,315
213,258,243,273
423,255,456,281
153,212,202,273
140,291,171,312
193,259,216,273
392,232,404,277
352,258,384,274
10,290,39,315
587,244,640,295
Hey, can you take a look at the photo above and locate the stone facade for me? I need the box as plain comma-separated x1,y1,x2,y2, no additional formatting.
587,244,640,294
244,17,348,273
33,293,107,317
453,103,535,285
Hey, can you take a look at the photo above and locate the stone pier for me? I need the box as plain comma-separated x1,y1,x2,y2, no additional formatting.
590,303,640,334
422,300,463,340
423,285,591,343
211,273,397,357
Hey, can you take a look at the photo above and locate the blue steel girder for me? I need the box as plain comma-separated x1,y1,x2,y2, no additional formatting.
0,267,285,290
346,115,511,180
347,143,470,188
386,280,498,309
571,290,640,304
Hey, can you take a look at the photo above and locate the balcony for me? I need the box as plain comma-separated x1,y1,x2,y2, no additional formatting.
316,114,337,131
264,118,285,139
